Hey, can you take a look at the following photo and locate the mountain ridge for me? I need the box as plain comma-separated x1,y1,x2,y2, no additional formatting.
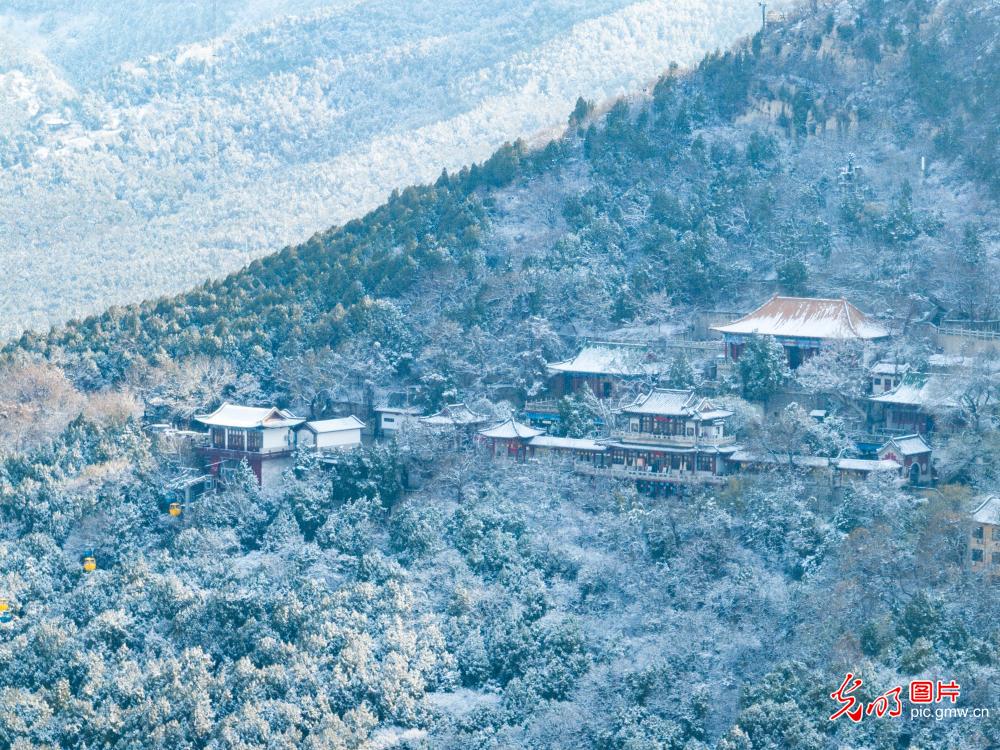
8,0,996,403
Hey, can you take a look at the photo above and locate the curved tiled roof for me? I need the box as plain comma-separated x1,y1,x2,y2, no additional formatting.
972,496,1000,525
546,342,661,377
195,402,304,428
477,418,544,440
420,403,488,426
711,296,890,340
620,388,732,420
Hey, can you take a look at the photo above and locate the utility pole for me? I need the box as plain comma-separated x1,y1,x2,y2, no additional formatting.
759,1,767,30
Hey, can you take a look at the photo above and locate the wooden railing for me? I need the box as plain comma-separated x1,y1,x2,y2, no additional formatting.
575,464,729,484
609,431,735,447
937,327,1000,340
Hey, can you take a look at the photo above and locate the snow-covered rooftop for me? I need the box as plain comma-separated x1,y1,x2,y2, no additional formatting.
880,433,932,456
871,361,910,375
477,418,544,440
728,451,830,468
870,373,958,408
711,296,890,340
972,496,1000,526
546,342,661,377
375,404,423,415
696,409,734,421
528,435,606,452
302,415,366,433
729,453,902,474
620,388,731,421
420,403,488,426
836,458,902,473
606,440,738,455
195,403,304,428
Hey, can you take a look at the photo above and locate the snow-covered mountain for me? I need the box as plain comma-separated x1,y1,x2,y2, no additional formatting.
0,0,786,338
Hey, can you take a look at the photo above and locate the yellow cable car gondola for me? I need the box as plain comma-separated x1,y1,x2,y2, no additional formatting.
0,598,9,613
0,598,10,623
82,553,97,573
168,501,182,517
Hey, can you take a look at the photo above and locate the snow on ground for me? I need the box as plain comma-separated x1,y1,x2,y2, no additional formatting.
0,0,792,339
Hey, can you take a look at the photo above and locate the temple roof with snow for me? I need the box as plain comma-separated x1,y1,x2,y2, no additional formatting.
195,403,304,428
477,418,545,440
871,361,910,376
972,496,1000,526
870,373,958,408
835,458,903,473
528,435,607,452
620,388,732,421
420,403,489,426
711,296,890,340
880,433,931,456
300,415,366,433
546,342,661,377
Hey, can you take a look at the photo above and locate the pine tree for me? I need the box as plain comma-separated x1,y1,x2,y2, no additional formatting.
557,395,594,438
739,336,788,402
665,351,696,389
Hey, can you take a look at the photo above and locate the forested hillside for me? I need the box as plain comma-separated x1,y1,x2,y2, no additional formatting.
2,1,999,748
9,0,997,400
0,0,774,337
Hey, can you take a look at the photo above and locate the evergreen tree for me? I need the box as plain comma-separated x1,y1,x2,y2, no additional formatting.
665,351,696,389
777,257,809,295
557,395,594,438
738,336,788,402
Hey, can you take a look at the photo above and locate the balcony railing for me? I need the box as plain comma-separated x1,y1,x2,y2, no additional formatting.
197,445,293,458
609,430,735,447
575,464,729,484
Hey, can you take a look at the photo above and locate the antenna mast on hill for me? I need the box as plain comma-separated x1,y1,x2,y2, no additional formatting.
759,2,767,30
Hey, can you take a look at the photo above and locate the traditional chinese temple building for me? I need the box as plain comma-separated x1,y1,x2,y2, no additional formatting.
877,433,932,484
712,296,890,368
476,418,544,461
594,389,739,484
195,403,304,488
546,342,663,398
869,372,955,435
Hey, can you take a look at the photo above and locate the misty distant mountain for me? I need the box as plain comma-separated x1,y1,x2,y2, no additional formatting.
0,0,781,338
